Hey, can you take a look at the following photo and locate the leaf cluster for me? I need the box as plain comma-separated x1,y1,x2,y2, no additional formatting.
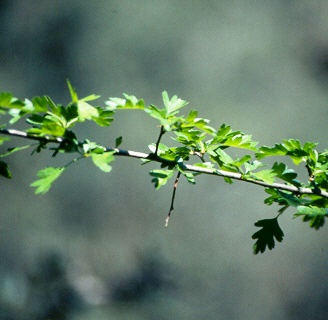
1,82,328,254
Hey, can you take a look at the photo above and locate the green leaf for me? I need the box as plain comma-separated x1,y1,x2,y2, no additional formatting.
256,140,318,165
271,162,302,187
92,109,113,127
91,151,115,173
222,133,258,150
193,117,216,135
256,143,288,159
251,169,276,184
244,160,265,174
149,169,175,189
177,166,196,184
0,137,10,145
0,161,11,178
105,94,145,110
67,79,79,103
264,189,312,208
115,136,123,148
31,167,64,194
0,92,25,109
80,94,101,102
82,140,105,154
27,122,66,137
162,91,188,116
77,101,99,121
212,124,258,151
252,218,284,254
209,148,240,172
276,190,311,207
31,96,49,112
145,105,181,131
144,105,166,122
0,145,31,158
294,206,328,230
192,162,215,170
0,92,13,107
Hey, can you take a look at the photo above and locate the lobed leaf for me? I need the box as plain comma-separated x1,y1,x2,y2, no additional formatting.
77,101,99,121
150,169,175,189
251,169,276,184
252,217,284,254
31,167,64,194
271,162,302,187
294,205,328,230
91,151,115,173
162,91,188,116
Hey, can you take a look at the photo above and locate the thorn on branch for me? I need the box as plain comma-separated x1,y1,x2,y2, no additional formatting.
165,171,181,227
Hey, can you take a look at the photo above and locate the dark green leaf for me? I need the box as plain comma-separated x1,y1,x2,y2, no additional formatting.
294,206,328,230
276,190,311,207
115,136,123,148
252,217,284,254
0,161,11,178
271,162,301,187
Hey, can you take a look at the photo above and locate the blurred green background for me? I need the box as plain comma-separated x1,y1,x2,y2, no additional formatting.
1,1,328,319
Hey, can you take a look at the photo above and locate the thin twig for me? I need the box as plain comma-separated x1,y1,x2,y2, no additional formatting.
154,125,165,155
165,171,181,227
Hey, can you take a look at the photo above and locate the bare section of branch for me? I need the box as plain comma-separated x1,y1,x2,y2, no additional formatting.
0,129,63,143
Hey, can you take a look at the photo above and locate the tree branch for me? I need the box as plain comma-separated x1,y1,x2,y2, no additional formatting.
1,128,328,199
165,171,181,227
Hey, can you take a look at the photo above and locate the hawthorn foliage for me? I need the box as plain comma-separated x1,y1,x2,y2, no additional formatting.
1,81,328,254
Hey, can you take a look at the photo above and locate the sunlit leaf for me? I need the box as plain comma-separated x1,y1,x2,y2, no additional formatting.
162,91,188,116
31,167,64,194
251,169,276,184
77,101,99,121
91,151,115,172
81,94,101,102
67,79,79,103
105,94,145,110
149,169,175,189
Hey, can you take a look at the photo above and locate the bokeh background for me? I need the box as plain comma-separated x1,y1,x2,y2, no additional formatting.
1,1,328,319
